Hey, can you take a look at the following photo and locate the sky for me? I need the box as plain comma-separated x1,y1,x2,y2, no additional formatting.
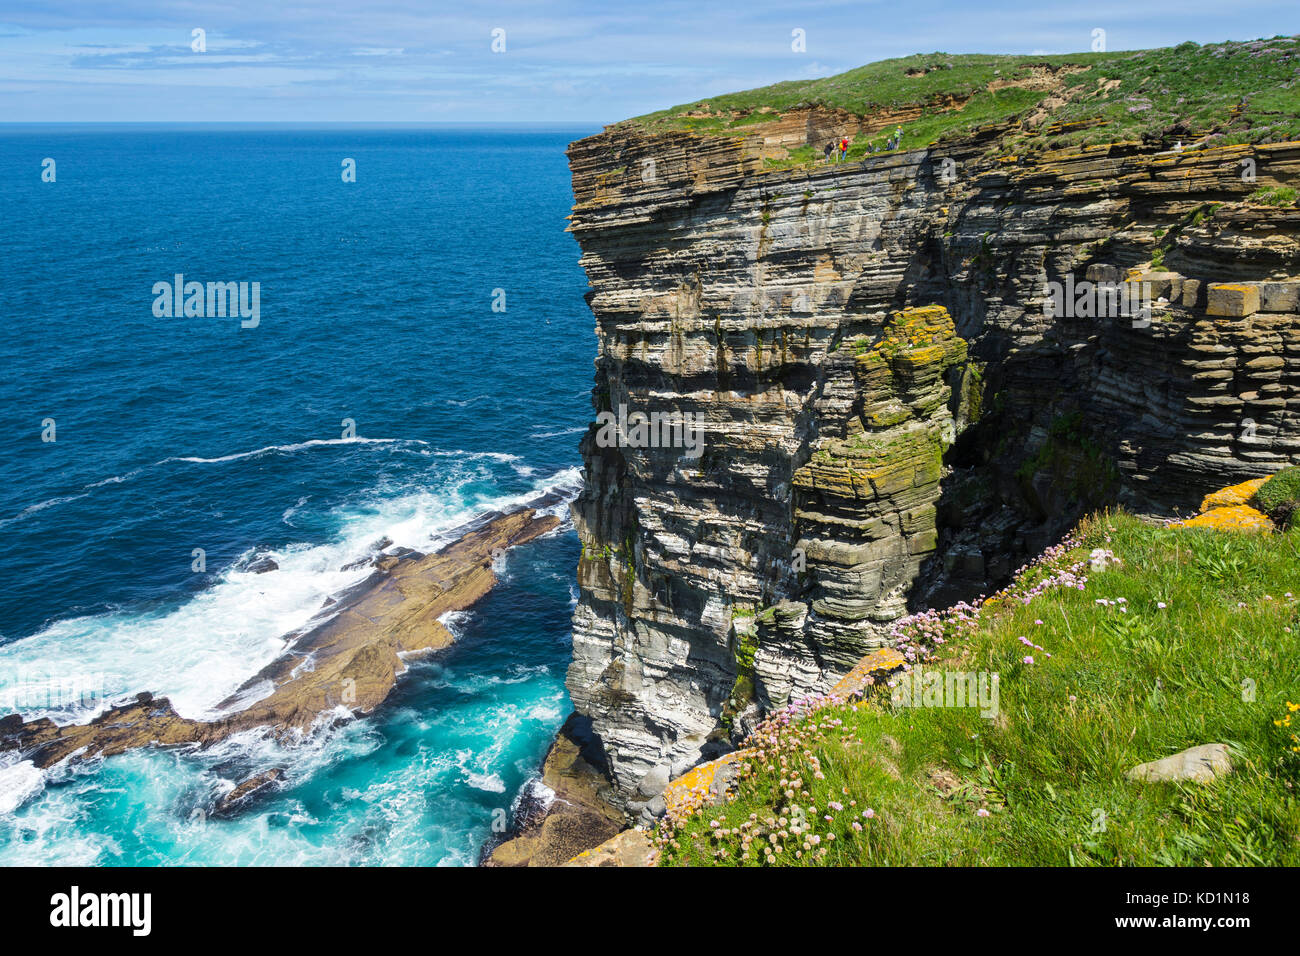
0,0,1295,123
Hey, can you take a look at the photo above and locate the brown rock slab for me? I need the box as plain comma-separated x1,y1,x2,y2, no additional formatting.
565,828,658,867
1259,281,1300,314
1,507,560,770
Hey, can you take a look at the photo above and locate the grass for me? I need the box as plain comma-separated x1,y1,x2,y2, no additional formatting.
657,511,1300,866
1248,186,1299,207
626,51,1109,131
617,36,1300,163
1255,466,1300,530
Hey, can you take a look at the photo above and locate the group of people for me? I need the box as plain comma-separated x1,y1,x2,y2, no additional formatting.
822,126,905,164
823,136,851,162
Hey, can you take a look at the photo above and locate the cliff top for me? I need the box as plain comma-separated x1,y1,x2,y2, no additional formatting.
615,36,1300,159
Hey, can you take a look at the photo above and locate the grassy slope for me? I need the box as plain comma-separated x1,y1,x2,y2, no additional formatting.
658,513,1300,866
622,37,1300,156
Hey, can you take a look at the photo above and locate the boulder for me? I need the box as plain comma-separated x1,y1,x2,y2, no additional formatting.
1127,743,1233,784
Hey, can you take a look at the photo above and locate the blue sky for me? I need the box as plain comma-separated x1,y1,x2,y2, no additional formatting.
1,1,1295,123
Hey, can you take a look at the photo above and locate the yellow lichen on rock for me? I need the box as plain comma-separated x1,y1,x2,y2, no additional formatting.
564,828,658,867
662,749,751,817
1175,504,1273,531
1199,477,1268,512
829,648,906,697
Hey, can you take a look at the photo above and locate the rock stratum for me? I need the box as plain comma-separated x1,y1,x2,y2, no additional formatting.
0,504,560,771
559,84,1300,826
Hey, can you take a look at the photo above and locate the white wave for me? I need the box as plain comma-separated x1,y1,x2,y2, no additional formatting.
0,493,90,530
526,701,563,723
281,495,311,525
424,449,520,463
0,760,44,815
529,426,587,439
443,394,495,408
0,464,581,726
436,610,474,642
464,771,506,794
171,436,425,465
83,468,144,489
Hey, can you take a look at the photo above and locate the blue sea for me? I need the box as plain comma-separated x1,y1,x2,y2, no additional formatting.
0,125,597,865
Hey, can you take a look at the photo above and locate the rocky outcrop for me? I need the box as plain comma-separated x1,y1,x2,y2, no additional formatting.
0,505,560,770
483,714,624,867
564,112,1300,814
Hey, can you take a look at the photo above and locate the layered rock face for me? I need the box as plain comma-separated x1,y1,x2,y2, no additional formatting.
564,120,1300,814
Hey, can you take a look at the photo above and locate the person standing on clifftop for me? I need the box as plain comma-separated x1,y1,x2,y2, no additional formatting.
838,136,850,162
823,140,835,163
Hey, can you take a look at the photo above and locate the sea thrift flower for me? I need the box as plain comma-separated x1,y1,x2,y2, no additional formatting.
977,808,990,817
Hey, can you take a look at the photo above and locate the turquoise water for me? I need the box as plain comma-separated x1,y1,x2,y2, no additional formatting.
0,125,597,865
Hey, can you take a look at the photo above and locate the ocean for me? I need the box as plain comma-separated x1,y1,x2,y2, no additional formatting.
0,125,598,865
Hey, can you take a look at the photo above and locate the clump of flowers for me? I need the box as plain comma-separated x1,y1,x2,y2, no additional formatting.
889,600,982,665
652,689,882,865
1275,700,1300,757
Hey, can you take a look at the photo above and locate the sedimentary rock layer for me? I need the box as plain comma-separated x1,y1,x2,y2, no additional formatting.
564,118,1300,815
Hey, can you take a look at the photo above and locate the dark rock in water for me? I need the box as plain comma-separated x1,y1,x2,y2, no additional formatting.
246,555,279,574
212,767,286,817
375,546,422,573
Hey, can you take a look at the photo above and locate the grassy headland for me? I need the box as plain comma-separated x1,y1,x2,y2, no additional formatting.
619,37,1300,159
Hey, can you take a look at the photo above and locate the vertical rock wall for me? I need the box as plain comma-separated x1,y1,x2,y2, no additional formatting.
564,125,1300,812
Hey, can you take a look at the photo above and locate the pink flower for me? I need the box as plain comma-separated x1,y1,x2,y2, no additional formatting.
976,808,990,817
862,808,875,819
1023,655,1034,665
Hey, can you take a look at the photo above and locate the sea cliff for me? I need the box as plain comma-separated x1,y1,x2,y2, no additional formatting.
552,41,1300,828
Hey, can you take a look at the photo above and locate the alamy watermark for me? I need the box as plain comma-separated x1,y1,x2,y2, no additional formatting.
1043,276,1151,328
594,403,704,458
891,664,1000,718
1,669,107,712
152,275,260,328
